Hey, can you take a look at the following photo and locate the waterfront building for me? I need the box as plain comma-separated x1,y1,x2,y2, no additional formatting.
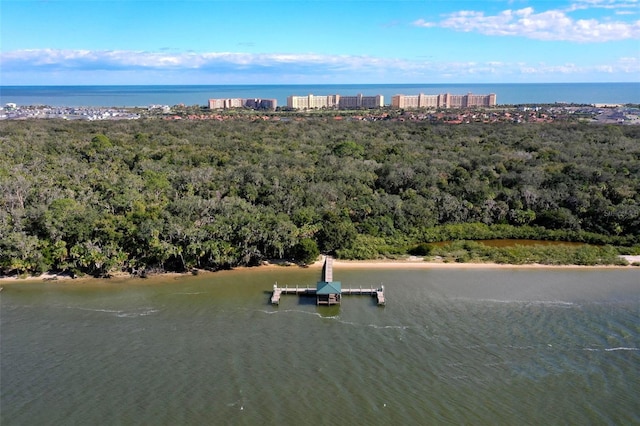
286,95,313,109
286,94,384,110
391,94,441,109
208,98,277,110
337,94,384,109
392,93,497,109
286,94,331,109
465,93,497,107
244,98,277,110
287,94,331,109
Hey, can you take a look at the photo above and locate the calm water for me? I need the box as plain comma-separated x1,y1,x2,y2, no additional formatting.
1,267,638,425
1,83,639,107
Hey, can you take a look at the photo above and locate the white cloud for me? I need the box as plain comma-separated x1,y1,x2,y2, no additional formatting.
517,57,640,75
414,4,640,42
1,49,638,84
0,49,373,73
568,0,639,12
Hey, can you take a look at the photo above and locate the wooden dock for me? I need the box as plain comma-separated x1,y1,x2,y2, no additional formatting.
323,256,333,282
270,284,385,305
270,256,385,306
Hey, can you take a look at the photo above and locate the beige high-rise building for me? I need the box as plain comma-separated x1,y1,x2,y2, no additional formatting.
286,95,322,109
287,94,384,109
392,93,496,109
391,94,441,108
208,98,277,110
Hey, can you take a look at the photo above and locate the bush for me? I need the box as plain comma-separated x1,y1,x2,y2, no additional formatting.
408,243,432,256
294,238,320,265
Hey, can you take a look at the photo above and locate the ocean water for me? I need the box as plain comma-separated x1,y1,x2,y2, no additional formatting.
1,267,638,425
1,83,638,107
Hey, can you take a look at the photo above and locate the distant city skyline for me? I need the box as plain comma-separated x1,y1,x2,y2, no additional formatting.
1,0,638,85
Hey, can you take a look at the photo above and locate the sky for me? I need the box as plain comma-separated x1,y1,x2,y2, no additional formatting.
1,0,639,85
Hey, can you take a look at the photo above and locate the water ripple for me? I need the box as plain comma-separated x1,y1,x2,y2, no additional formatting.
71,306,160,318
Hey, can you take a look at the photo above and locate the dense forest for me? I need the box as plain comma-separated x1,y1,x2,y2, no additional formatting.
1,118,638,276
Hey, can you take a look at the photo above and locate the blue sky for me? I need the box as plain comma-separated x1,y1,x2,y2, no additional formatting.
1,0,639,84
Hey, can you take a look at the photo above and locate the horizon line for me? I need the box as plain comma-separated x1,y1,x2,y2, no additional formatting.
2,82,639,88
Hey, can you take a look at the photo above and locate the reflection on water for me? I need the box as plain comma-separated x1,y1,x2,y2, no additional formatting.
1,267,638,425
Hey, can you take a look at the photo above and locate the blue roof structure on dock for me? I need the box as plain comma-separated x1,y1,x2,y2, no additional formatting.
316,281,342,295
270,255,383,306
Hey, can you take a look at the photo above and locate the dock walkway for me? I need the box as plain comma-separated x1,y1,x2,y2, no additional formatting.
270,284,385,305
270,256,385,306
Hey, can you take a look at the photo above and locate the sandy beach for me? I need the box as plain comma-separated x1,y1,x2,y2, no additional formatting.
328,256,640,270
238,255,638,273
1,255,637,284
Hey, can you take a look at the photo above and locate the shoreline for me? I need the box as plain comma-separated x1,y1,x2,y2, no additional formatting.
1,256,637,284
331,259,637,270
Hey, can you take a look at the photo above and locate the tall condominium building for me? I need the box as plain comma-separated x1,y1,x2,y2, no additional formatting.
208,98,277,110
244,98,277,110
392,93,497,109
286,94,384,110
286,94,326,109
337,94,384,109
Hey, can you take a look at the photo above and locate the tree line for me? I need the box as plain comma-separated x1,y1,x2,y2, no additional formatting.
0,118,638,276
